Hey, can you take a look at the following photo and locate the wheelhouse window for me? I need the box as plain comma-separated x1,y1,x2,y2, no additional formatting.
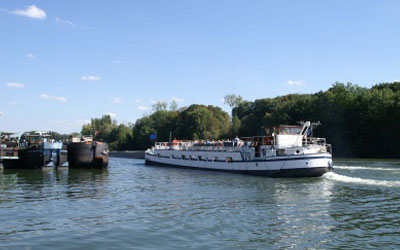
278,126,302,135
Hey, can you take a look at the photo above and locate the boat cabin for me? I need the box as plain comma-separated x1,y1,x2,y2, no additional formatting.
0,132,19,159
242,123,309,146
19,131,52,147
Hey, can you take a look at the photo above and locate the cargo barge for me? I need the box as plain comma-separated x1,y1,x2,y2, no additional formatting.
0,132,19,169
18,131,67,169
67,137,109,168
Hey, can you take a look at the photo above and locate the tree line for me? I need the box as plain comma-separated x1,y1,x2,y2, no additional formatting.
80,81,400,158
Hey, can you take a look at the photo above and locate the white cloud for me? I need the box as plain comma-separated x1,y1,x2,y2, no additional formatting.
6,82,25,88
134,99,141,103
0,111,3,116
150,99,157,104
39,93,67,102
55,17,75,26
105,112,117,118
10,5,46,19
112,60,122,64
138,106,149,111
26,53,35,59
394,79,399,82
55,96,67,102
171,97,184,103
112,97,122,103
287,80,305,86
81,75,101,81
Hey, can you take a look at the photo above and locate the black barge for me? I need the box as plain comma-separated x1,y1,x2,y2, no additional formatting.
67,137,109,168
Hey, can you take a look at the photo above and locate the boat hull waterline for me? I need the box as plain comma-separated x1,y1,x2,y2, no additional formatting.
145,153,332,178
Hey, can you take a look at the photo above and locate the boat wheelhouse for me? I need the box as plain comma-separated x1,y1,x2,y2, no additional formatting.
145,121,333,177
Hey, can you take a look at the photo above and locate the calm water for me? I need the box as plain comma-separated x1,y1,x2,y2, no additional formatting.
1,158,400,250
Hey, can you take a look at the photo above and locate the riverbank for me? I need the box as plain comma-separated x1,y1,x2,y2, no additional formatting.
109,151,145,159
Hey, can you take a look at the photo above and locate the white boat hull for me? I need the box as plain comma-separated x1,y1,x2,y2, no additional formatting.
145,152,332,177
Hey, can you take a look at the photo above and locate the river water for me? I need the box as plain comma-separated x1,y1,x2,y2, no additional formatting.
1,158,400,249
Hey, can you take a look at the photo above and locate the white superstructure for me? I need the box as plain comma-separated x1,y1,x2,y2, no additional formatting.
145,122,333,177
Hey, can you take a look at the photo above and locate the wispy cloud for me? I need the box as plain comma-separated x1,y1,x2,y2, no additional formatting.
171,97,184,103
138,106,149,111
287,80,305,86
112,97,122,103
0,111,3,116
112,60,122,64
81,75,101,81
26,53,35,59
10,5,46,19
49,119,90,131
55,17,75,26
39,94,67,102
106,112,117,118
150,99,157,104
6,82,25,88
134,99,141,103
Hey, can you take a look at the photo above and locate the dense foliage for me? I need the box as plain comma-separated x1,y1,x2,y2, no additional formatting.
132,104,230,150
80,82,400,158
81,115,133,150
234,82,400,158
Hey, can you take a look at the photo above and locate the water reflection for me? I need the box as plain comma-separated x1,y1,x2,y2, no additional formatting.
0,168,109,202
1,158,400,250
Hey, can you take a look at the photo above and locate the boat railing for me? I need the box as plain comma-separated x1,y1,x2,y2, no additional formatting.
154,137,328,151
154,142,243,152
303,137,326,146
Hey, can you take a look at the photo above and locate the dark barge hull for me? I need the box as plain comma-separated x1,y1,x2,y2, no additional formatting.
0,159,19,169
17,145,67,169
67,142,109,168
145,159,330,178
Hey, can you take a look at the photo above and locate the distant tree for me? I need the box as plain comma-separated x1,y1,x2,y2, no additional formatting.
224,94,243,116
152,101,167,112
169,100,178,111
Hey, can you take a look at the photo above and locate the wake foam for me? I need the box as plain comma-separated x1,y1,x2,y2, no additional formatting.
323,172,400,187
334,166,400,171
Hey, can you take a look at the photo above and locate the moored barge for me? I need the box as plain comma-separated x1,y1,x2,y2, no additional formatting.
67,137,109,168
0,132,19,169
18,131,67,169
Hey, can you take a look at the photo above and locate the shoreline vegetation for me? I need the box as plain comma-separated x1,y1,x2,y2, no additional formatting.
61,81,399,158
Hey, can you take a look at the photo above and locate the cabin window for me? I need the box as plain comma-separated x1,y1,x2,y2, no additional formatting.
279,127,302,135
182,155,186,160
213,156,218,162
198,156,203,161
157,154,161,158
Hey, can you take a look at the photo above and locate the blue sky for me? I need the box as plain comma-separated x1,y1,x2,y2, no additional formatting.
1,0,399,134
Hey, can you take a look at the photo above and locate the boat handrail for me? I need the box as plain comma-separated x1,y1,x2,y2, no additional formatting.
153,136,327,151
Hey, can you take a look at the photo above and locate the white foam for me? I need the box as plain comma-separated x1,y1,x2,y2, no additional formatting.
334,165,400,171
323,172,400,188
